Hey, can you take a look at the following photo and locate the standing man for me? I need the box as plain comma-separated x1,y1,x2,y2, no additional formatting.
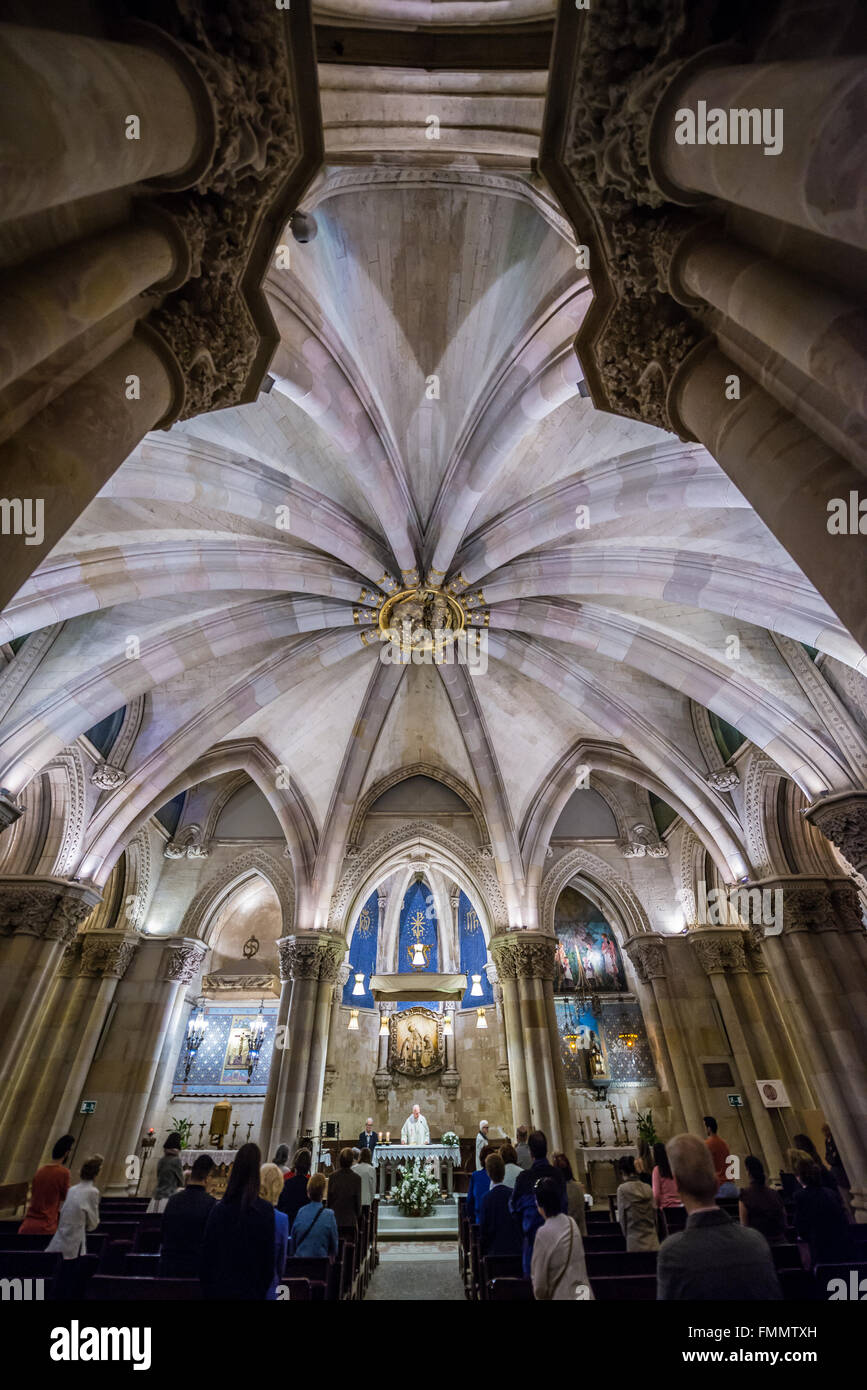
703,1116,731,1192
475,1120,490,1169
401,1104,430,1145
358,1118,378,1154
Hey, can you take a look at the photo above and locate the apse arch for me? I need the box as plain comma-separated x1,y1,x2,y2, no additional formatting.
539,845,654,943
347,763,487,848
178,848,295,943
327,821,508,943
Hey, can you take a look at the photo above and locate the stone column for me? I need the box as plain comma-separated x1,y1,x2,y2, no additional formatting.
0,222,179,394
758,877,867,1220
0,331,179,607
489,939,530,1131
651,57,866,248
485,963,511,1101
76,937,206,1191
493,935,564,1148
373,1002,393,1105
300,945,346,1138
689,930,786,1175
268,934,344,1152
624,936,704,1135
322,962,351,1099
442,1002,460,1102
669,340,867,652
0,23,210,222
0,878,100,1093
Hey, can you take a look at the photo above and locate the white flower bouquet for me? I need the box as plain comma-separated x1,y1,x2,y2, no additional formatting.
394,1157,441,1217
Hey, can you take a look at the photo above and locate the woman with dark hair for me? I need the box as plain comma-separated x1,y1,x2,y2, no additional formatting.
792,1156,855,1269
738,1156,786,1245
551,1152,587,1235
19,1133,75,1234
531,1177,593,1301
147,1131,185,1213
200,1143,276,1300
792,1133,843,1201
272,1144,291,1175
277,1146,313,1227
634,1136,653,1186
651,1141,682,1209
616,1155,659,1252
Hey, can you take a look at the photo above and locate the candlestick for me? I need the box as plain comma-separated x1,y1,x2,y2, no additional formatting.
245,1121,254,1142
196,1121,206,1147
230,1120,239,1147
594,1115,603,1146
622,1117,630,1144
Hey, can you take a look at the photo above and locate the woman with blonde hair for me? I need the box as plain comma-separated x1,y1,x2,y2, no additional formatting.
289,1171,339,1259
259,1161,289,1299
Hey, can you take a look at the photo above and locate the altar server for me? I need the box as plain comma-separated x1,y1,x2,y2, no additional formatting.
475,1120,489,1169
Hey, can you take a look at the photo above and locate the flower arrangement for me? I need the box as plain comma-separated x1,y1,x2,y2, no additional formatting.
441,1131,459,1149
394,1158,441,1217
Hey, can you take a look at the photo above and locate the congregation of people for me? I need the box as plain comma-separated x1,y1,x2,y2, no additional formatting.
8,1112,861,1302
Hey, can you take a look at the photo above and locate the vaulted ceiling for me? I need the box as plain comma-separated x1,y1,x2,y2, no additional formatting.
0,11,864,925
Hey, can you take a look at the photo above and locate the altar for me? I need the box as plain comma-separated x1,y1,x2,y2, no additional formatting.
373,1144,457,1198
577,1145,638,1201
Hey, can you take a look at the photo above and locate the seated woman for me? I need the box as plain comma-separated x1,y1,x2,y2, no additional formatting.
551,1152,587,1236
651,1141,683,1209
738,1156,786,1245
616,1156,659,1252
531,1177,594,1301
290,1173,339,1260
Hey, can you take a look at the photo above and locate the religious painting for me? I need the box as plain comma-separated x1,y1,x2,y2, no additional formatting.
388,1006,443,1077
219,1015,253,1084
553,886,626,992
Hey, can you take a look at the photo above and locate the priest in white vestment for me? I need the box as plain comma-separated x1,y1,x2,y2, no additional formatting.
401,1104,430,1145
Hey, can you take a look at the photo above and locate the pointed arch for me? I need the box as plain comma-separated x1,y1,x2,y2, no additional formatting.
178,847,295,943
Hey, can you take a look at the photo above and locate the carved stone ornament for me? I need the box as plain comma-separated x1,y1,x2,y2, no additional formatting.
162,943,208,984
91,763,128,791
805,793,867,877
0,880,100,944
79,935,138,980
388,1006,444,1078
496,1063,511,1098
140,0,318,424
490,934,557,981
0,789,23,833
623,937,667,984
620,823,669,858
277,935,345,983
201,972,279,995
706,768,740,792
58,940,83,978
690,931,748,976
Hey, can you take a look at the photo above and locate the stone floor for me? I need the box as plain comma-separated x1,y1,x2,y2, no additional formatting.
365,1244,465,1300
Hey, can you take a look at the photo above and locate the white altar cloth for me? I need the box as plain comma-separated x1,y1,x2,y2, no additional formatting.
180,1148,238,1168
578,1146,638,1161
373,1143,458,1196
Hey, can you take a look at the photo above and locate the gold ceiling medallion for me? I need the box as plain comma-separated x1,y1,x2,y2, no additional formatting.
378,585,467,656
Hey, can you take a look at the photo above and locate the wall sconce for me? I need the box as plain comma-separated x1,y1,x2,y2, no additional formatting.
476,1008,487,1030
379,1013,389,1037
470,973,483,996
352,972,366,995
443,1013,453,1036
348,1009,359,1031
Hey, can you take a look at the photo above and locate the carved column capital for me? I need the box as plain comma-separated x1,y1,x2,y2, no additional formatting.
277,933,345,983
58,940,83,978
805,791,867,878
490,933,556,981
0,877,101,945
689,929,748,976
79,934,138,980
623,934,668,984
161,940,208,984
0,789,23,833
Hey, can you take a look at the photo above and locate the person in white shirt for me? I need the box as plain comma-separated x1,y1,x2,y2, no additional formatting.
530,1177,594,1301
356,1149,377,1206
47,1154,103,1299
475,1120,489,1169
401,1104,430,1145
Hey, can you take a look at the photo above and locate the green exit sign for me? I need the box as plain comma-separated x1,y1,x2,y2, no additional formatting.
80,1100,96,1114
727,1093,743,1108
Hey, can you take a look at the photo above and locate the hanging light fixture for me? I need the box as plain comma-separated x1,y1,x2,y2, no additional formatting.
470,973,483,997
476,1007,488,1030
352,972,366,995
348,1008,359,1031
379,1013,389,1037
183,1000,207,1081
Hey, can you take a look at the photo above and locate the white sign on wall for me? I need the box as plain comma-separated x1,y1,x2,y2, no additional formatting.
755,1079,790,1108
